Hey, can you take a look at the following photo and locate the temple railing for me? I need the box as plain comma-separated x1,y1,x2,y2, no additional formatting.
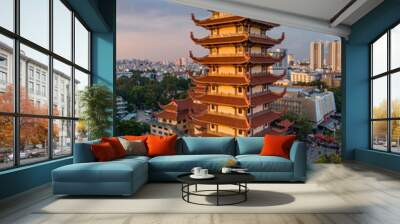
209,32,246,38
207,92,247,98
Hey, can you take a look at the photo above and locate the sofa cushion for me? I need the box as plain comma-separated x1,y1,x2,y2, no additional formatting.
149,154,235,172
236,155,293,172
53,158,147,183
53,163,133,183
116,155,150,163
180,137,235,155
236,137,264,155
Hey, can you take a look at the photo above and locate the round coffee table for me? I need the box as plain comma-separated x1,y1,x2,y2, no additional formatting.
177,173,255,206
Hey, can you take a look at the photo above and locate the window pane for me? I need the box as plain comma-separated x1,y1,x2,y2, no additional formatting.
53,119,72,157
0,116,13,170
75,18,89,70
372,33,387,76
391,72,400,118
75,120,88,143
372,121,388,151
391,24,400,70
372,76,387,119
0,35,14,112
20,117,49,165
0,0,14,31
20,44,49,115
20,0,49,49
53,0,72,60
391,120,400,153
53,59,72,117
74,69,89,118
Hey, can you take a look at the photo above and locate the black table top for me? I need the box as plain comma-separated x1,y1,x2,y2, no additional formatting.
177,172,255,185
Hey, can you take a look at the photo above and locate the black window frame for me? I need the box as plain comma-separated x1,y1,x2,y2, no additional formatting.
370,20,400,154
0,0,92,171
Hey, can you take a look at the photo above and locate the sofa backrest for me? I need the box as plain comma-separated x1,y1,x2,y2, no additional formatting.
179,137,235,155
73,140,100,163
236,137,264,155
73,136,266,161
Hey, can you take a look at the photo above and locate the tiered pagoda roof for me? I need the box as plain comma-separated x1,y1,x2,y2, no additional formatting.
196,94,249,107
191,110,282,130
249,89,286,106
190,71,286,86
189,51,285,65
192,113,250,129
191,13,278,29
155,98,192,121
190,32,285,47
249,111,282,128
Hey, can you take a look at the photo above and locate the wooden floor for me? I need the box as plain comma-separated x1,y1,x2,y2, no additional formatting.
1,162,400,224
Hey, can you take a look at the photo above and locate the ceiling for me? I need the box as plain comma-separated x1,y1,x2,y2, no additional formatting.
171,0,384,38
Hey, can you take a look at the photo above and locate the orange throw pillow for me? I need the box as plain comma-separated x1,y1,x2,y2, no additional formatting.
101,137,126,158
91,142,117,162
260,135,296,159
146,135,177,157
124,135,148,141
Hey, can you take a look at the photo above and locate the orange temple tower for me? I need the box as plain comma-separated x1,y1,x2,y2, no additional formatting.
189,11,287,137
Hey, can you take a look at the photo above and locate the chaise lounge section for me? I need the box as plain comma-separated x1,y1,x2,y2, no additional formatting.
52,137,307,196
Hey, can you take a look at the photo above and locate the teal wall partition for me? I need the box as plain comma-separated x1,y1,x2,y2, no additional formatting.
343,0,400,171
0,0,116,200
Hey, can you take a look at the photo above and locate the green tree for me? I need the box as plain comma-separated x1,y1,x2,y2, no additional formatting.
116,120,150,136
281,112,313,141
80,84,113,140
116,71,191,112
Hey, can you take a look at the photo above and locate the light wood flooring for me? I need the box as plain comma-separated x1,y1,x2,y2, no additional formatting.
1,162,400,224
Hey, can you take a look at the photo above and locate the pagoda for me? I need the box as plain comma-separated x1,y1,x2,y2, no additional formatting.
151,98,192,136
189,11,287,137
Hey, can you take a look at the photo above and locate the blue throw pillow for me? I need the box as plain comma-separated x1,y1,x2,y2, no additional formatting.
236,137,264,155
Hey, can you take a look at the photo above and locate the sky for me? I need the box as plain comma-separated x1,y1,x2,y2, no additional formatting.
117,0,340,62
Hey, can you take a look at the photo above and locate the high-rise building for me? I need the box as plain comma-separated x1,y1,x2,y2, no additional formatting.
188,11,286,136
287,54,295,66
116,96,129,119
327,40,341,72
309,41,324,70
175,57,187,67
0,41,74,149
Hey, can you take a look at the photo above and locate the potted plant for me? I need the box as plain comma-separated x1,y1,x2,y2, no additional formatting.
79,84,113,140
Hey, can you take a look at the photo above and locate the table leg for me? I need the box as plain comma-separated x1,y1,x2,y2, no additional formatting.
187,184,190,202
195,184,198,192
216,184,219,206
245,183,247,201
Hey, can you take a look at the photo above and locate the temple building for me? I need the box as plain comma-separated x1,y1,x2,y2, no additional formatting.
188,11,287,136
151,98,192,136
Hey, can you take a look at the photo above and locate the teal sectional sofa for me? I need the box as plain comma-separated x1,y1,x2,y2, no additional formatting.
52,137,307,196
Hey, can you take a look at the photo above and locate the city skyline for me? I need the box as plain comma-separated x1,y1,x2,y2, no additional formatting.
117,0,340,62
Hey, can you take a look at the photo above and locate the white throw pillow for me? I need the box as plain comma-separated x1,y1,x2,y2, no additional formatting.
118,137,147,156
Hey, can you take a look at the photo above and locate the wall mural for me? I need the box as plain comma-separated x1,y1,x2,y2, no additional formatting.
116,0,342,163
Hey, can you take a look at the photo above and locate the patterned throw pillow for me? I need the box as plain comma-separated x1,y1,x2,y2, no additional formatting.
118,137,147,156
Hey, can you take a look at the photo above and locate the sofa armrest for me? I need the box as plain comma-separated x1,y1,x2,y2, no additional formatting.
73,140,99,163
289,141,307,181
